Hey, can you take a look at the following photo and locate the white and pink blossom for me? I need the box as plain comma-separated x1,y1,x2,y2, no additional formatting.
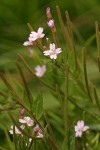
75,120,89,137
43,43,62,59
19,116,34,127
23,27,45,46
35,65,46,77
29,27,45,42
9,125,25,135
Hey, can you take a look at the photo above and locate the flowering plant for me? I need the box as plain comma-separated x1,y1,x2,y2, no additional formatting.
0,6,100,150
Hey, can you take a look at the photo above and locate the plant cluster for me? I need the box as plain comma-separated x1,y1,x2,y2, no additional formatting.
0,6,100,150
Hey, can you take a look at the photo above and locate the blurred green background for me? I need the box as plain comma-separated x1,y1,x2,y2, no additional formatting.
0,0,100,148
1,0,100,96
0,0,100,70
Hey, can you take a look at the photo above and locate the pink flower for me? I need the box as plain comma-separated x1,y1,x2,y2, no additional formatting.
29,27,45,42
47,19,54,28
43,43,62,59
35,65,46,77
19,116,34,127
23,41,33,46
9,125,25,135
75,120,89,137
23,27,45,46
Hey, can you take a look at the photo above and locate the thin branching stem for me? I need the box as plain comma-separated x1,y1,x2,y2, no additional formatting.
93,86,100,112
16,63,33,110
44,114,59,150
56,6,72,51
97,56,100,72
65,11,78,70
82,47,92,102
95,21,100,57
63,63,69,150
18,54,55,91
27,23,33,31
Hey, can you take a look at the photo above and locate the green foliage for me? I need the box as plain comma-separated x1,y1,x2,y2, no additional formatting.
32,94,43,120
1,1,100,150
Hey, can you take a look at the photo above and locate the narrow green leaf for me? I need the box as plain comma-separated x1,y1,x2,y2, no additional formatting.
69,126,75,150
32,94,43,120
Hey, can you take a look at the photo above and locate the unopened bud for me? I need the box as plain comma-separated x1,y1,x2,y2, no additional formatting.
46,38,49,41
46,7,52,19
47,19,54,28
20,108,25,116
46,7,50,15
34,124,40,133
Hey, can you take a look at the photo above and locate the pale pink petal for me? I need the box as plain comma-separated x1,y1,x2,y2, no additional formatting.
55,48,62,54
43,50,50,56
50,43,55,51
30,31,37,37
77,131,82,137
19,119,27,124
75,126,78,132
29,37,37,42
40,33,45,38
35,65,46,77
77,120,84,127
50,54,57,59
38,27,43,34
23,41,33,46
36,133,43,139
83,126,89,131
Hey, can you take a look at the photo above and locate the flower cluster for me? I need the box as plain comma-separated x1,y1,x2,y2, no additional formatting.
9,116,44,139
23,27,62,60
23,27,45,46
9,125,25,135
19,116,34,127
75,120,89,137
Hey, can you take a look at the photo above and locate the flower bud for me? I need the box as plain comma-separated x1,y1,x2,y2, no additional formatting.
20,108,25,117
46,7,52,19
46,7,50,15
47,19,54,28
34,124,40,133
46,38,49,41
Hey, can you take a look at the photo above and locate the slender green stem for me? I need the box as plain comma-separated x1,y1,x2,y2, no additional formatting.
56,85,64,117
44,114,59,150
16,63,33,110
27,23,33,31
97,56,100,72
13,125,18,150
8,112,36,139
64,63,69,150
52,29,59,48
95,21,100,57
56,6,72,51
18,54,55,91
82,47,92,102
93,85,100,112
68,96,100,122
65,11,78,70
